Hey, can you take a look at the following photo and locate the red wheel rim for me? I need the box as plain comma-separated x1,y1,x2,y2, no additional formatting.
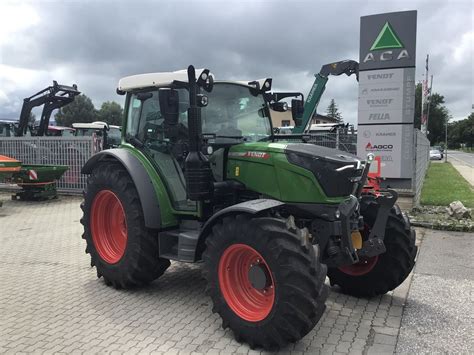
91,190,128,264
338,255,379,276
218,244,275,322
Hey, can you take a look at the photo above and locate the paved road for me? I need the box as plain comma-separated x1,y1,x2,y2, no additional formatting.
447,150,474,167
0,194,418,354
447,150,474,186
397,228,474,353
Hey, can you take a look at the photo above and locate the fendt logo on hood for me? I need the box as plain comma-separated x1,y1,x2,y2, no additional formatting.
363,22,410,63
365,142,394,151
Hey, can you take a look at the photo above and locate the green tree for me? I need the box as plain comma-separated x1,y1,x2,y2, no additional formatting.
55,94,97,127
97,101,123,126
326,98,342,122
447,113,473,149
414,83,450,144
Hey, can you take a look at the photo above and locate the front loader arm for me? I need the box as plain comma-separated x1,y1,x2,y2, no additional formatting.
292,60,359,134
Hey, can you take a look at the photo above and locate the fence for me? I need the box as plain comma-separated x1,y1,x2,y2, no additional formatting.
0,136,98,193
279,130,358,155
1,130,428,200
412,129,430,205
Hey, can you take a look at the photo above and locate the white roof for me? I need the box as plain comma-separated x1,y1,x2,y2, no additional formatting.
72,122,108,129
118,68,272,92
118,68,211,91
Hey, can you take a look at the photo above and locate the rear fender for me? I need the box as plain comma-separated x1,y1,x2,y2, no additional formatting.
82,149,163,229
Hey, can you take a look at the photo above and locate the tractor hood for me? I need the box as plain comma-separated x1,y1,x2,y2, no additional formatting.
227,142,362,199
285,143,362,197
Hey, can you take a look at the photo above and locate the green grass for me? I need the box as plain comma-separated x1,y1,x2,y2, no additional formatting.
421,162,474,207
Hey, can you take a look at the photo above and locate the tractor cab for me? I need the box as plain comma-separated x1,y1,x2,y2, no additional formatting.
117,68,303,211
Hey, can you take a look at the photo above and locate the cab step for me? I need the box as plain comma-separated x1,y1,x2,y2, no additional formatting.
158,221,201,262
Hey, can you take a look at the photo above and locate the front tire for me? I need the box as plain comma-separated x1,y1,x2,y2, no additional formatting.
202,214,328,350
327,197,417,297
81,162,170,289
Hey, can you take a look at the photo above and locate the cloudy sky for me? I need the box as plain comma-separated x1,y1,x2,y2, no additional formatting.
0,0,472,124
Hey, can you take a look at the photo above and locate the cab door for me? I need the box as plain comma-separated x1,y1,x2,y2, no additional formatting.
126,90,195,211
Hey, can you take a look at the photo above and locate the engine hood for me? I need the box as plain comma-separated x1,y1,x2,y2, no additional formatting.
284,143,362,198
284,143,360,165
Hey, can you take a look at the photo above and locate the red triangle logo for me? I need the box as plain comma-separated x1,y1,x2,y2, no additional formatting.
366,142,372,149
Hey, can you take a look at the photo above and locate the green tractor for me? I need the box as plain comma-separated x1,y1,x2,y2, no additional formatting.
80,65,417,349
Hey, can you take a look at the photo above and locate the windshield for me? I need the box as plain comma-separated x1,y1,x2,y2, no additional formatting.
202,83,271,142
62,129,75,137
108,127,121,146
0,123,13,137
75,128,103,137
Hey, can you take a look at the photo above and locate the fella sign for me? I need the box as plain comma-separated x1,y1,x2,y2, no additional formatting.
359,11,417,71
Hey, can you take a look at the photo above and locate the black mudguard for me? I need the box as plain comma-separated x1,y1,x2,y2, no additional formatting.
196,199,285,258
82,149,161,229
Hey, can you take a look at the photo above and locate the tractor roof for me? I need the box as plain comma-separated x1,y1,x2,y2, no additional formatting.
118,68,210,91
118,69,272,92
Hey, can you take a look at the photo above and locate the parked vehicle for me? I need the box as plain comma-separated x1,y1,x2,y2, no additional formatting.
0,120,29,137
430,149,442,160
73,121,121,149
432,145,444,158
16,81,79,137
80,65,416,350
46,126,76,137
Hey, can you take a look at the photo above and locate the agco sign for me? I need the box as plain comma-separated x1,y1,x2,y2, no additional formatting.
365,142,394,151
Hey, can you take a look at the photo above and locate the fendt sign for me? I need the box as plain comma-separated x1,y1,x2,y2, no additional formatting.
359,11,417,71
357,11,417,182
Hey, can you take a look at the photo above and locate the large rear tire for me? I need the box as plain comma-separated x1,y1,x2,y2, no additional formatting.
327,197,417,297
202,214,328,350
81,162,170,289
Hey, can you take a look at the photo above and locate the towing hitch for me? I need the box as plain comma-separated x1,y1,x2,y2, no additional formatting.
368,189,398,240
356,189,398,258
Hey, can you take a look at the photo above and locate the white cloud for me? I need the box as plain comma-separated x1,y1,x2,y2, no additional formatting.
0,2,39,45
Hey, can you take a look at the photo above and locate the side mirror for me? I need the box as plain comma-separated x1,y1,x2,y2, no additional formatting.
159,88,179,126
291,99,304,123
159,88,180,139
271,101,288,112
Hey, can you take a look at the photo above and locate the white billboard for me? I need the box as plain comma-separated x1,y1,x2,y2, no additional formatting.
357,124,413,178
358,68,415,124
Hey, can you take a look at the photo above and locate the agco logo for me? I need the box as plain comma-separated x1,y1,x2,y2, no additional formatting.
365,142,394,151
363,22,410,63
